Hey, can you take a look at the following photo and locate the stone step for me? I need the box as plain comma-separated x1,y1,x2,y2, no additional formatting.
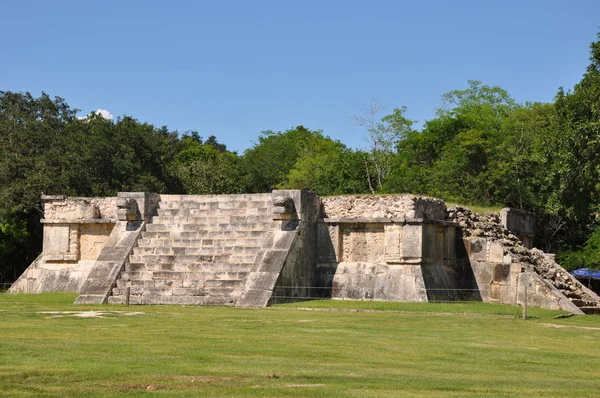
108,295,237,306
143,223,273,235
151,215,273,225
157,196,270,208
129,254,177,264
112,280,242,297
145,223,168,232
124,262,253,274
137,234,268,248
119,270,251,281
117,270,249,284
132,247,260,257
141,231,172,240
130,252,257,264
132,237,263,250
157,207,270,217
580,306,600,315
137,234,269,249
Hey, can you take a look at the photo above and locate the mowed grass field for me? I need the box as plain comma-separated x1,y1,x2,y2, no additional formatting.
1,294,599,397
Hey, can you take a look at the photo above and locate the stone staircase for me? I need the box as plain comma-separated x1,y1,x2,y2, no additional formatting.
108,194,275,305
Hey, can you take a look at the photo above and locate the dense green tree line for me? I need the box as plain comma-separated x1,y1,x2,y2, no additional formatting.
1,34,599,280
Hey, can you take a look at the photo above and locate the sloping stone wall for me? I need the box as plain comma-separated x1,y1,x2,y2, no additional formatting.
452,206,598,313
10,195,121,294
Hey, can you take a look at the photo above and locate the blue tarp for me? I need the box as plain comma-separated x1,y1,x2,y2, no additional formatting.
571,268,600,280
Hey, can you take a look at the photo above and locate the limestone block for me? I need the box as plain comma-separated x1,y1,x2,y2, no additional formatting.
245,272,280,290
384,224,403,264
337,262,357,274
76,202,100,219
317,223,339,262
465,238,487,262
373,273,389,300
344,274,366,299
238,289,272,307
400,224,422,263
423,224,444,265
510,262,523,274
492,264,510,283
489,283,501,301
341,224,384,263
43,224,71,256
443,226,456,263
499,284,517,304
385,267,404,301
501,208,535,237
487,241,504,263
79,223,114,261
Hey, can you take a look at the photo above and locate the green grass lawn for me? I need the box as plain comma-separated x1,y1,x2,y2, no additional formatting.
1,294,599,397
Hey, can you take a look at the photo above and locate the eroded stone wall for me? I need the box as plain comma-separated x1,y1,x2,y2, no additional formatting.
43,195,117,220
320,195,447,220
315,218,458,302
341,223,384,263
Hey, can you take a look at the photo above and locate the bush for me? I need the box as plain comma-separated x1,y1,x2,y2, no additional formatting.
557,226,600,271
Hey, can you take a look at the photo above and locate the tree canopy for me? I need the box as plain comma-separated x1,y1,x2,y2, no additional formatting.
2,33,600,279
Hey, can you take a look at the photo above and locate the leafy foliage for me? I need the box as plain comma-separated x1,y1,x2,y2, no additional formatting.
557,225,600,271
2,33,600,281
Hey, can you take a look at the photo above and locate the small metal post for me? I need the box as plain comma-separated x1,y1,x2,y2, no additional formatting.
125,286,130,307
588,274,591,289
521,273,527,320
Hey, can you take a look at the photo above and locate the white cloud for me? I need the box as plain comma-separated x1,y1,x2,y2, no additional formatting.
94,109,113,120
78,108,114,120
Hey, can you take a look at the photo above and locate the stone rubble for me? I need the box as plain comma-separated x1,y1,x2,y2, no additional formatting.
321,195,447,220
449,206,599,308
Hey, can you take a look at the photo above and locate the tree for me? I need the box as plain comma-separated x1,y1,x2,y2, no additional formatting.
535,33,600,252
277,132,370,195
385,81,519,204
170,137,244,194
0,92,184,279
240,126,316,192
353,100,415,193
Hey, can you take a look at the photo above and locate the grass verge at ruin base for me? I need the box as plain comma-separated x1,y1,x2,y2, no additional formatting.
1,294,599,397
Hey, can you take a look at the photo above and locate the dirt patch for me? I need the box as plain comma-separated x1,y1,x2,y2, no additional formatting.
120,384,167,391
167,375,242,383
542,323,600,331
285,383,326,387
39,311,144,319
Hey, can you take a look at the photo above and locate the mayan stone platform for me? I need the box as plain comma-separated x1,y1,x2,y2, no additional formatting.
9,191,600,313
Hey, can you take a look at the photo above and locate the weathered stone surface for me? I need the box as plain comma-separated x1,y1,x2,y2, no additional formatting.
12,191,598,314
42,195,116,220
74,220,145,304
320,195,447,220
452,205,600,313
501,208,535,248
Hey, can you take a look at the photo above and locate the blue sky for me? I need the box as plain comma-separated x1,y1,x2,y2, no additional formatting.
1,1,599,152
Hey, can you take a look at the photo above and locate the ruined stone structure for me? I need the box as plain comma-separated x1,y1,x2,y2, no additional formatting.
9,191,600,314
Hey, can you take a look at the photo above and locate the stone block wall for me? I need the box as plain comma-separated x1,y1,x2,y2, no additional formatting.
43,195,117,221
320,195,447,220
265,191,321,304
462,237,582,313
11,191,590,313
500,208,535,249
10,194,129,294
315,217,458,302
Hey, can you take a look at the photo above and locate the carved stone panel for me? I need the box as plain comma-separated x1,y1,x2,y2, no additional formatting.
341,224,384,263
43,224,70,255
